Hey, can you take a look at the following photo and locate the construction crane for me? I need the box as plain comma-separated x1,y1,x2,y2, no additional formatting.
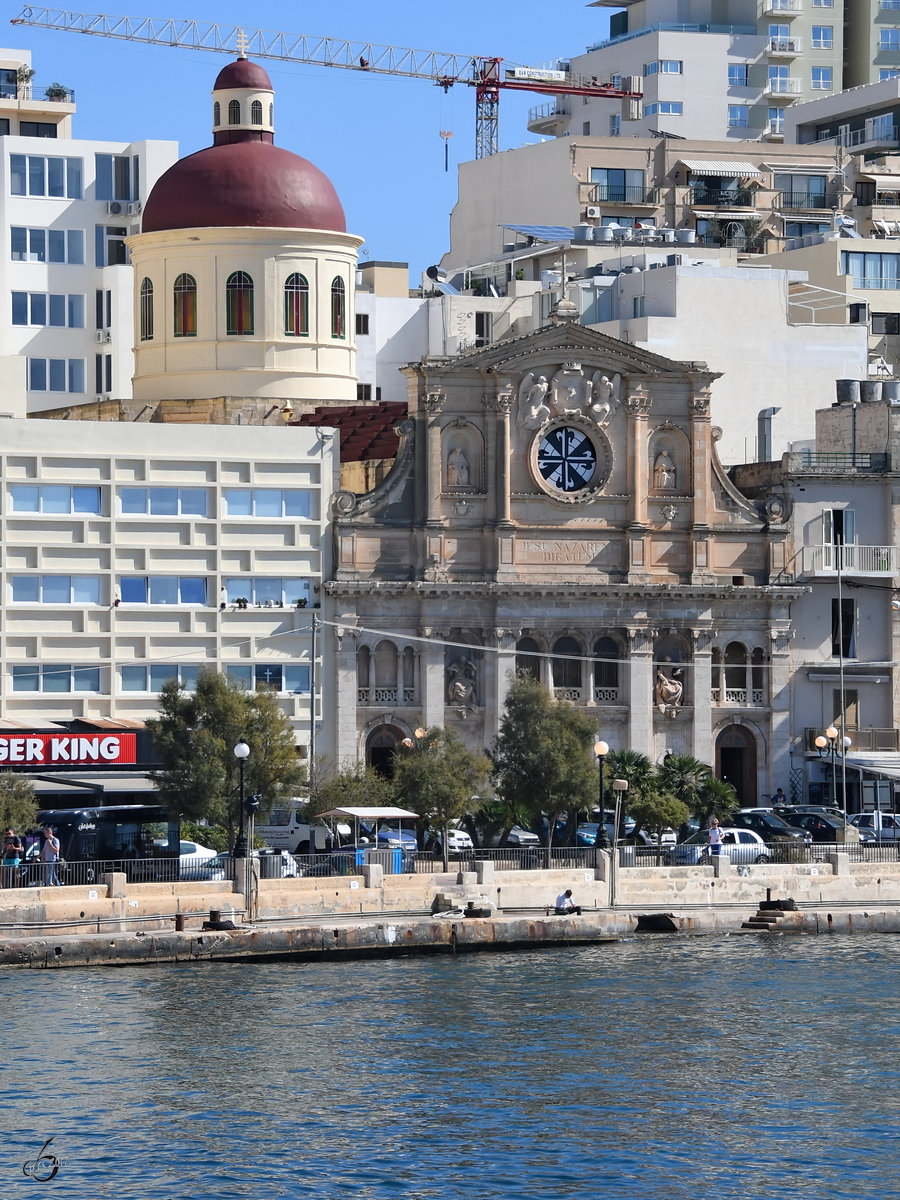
11,7,642,158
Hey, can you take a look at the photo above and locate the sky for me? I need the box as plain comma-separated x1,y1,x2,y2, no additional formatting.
5,0,613,282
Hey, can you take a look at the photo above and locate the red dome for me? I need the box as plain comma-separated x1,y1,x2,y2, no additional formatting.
141,141,346,233
214,58,273,91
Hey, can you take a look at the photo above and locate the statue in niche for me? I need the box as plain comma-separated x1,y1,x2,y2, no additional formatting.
517,373,551,429
447,446,470,487
447,658,477,710
587,372,621,427
653,448,676,491
655,662,683,713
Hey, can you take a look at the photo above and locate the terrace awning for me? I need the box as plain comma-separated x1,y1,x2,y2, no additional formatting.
679,158,764,177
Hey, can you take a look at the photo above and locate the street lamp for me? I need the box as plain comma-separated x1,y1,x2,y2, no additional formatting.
233,740,250,857
814,726,852,813
609,777,629,910
593,738,610,849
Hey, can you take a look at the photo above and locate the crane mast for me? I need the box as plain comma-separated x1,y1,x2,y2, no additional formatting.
11,7,642,157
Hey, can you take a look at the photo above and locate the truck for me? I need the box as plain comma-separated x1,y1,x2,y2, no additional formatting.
255,799,341,854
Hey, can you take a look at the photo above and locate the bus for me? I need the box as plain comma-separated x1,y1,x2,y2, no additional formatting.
22,805,180,884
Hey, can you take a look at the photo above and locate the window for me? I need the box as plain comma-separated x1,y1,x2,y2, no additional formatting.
10,575,101,604
12,292,83,327
872,312,900,335
784,219,830,237
475,311,492,347
582,121,591,136
284,274,309,336
867,113,895,142
769,23,790,40
213,101,221,125
356,312,369,335
119,487,208,516
331,276,345,338
95,224,127,267
250,99,262,124
121,664,201,693
881,29,900,51
10,484,100,514
19,122,57,138
811,25,833,48
728,64,749,86
94,153,135,202
659,60,682,73
27,358,84,393
832,688,859,730
589,167,646,203
831,599,856,658
728,105,749,128
515,637,541,681
633,294,645,317
224,664,310,693
593,637,619,698
643,102,682,116
768,107,785,134
226,271,254,335
813,0,833,6
880,69,900,80
228,99,241,124
609,114,621,136
118,577,207,605
551,636,582,693
9,154,82,198
842,250,900,288
812,66,833,90
644,61,658,76
140,278,153,341
775,172,827,209
223,488,311,518
222,578,311,606
173,273,197,337
12,664,101,693
11,226,83,264
357,383,383,402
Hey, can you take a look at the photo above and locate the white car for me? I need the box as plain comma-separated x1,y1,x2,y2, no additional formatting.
506,825,540,846
178,839,219,879
429,827,474,853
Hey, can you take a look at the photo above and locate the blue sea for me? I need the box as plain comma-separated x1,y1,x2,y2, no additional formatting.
2,933,898,1198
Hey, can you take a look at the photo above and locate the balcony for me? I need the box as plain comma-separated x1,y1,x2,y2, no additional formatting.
0,81,75,103
764,119,785,140
805,726,899,751
779,190,839,210
801,544,898,577
584,183,659,206
527,101,570,136
768,36,802,55
763,0,802,12
712,688,765,705
357,687,416,706
765,76,802,96
689,187,757,207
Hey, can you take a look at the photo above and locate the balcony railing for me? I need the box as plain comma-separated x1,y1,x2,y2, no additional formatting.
804,726,900,752
768,36,802,53
593,686,621,703
689,187,756,207
358,687,416,705
0,81,75,103
779,190,839,210
765,77,802,95
794,451,888,472
801,544,898,575
763,0,802,11
712,688,765,705
589,184,658,205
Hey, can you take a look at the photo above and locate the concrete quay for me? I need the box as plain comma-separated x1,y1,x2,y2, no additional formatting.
0,854,898,969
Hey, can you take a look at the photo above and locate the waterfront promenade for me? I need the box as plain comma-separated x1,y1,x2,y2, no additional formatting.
1,852,899,967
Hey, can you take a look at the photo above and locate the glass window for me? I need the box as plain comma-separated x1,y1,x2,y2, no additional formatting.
284,273,309,336
841,250,900,288
10,227,27,261
213,101,221,125
11,577,40,603
120,578,148,603
225,665,253,689
72,576,100,604
42,485,69,512
67,229,84,264
43,664,70,693
173,273,197,338
223,489,252,516
223,489,310,518
812,66,833,90
121,665,146,691
10,154,26,195
140,278,153,341
68,359,84,394
285,665,311,693
11,293,27,325
226,271,254,335
253,489,282,518
73,667,101,692
72,486,100,514
149,576,179,605
28,359,47,391
255,664,283,691
588,167,646,202
41,576,70,604
48,358,67,392
11,666,39,692
811,25,833,48
180,665,200,690
31,294,47,325
148,487,178,517
880,29,900,50
728,105,748,128
149,665,178,692
331,276,346,338
881,69,900,80
120,487,147,515
659,60,682,73
228,99,241,125
728,64,748,86
251,99,262,124
10,486,39,512
178,578,206,605
180,489,207,516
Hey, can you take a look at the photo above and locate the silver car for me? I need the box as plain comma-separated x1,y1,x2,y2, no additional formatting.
667,827,771,866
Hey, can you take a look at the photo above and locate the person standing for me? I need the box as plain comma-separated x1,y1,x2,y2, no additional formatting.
2,828,22,888
40,825,62,887
708,819,725,856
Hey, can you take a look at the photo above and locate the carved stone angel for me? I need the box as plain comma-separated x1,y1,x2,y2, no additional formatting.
588,372,621,426
517,372,551,429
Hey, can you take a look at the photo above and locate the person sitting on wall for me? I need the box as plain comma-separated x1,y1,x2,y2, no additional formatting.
555,889,582,916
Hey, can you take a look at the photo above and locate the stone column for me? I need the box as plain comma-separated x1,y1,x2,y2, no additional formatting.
334,627,362,765
768,625,793,799
627,627,655,750
689,381,716,582
487,627,518,743
691,629,714,764
420,625,446,729
626,387,651,581
424,390,445,527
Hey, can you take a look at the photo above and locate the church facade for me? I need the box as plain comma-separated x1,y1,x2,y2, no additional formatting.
326,320,802,804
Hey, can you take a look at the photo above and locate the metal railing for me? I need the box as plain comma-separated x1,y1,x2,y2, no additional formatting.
779,190,837,210
689,188,756,207
13,855,181,887
620,840,900,867
801,543,898,574
589,184,657,205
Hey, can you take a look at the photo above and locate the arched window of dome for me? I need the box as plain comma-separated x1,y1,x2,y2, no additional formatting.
269,102,274,125
139,278,153,342
284,273,309,337
330,276,346,339
173,273,197,338
251,99,263,125
213,100,221,126
226,271,254,336
228,99,241,125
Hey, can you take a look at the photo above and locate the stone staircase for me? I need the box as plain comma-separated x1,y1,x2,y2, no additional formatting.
741,898,798,932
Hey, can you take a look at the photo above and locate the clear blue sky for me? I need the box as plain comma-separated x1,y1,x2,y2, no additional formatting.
7,1,612,282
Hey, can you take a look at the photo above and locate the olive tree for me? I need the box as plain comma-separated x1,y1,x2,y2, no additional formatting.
0,772,38,836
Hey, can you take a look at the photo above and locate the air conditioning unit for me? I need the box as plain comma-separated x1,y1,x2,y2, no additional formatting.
127,201,142,216
107,200,124,216
585,205,601,219
95,330,105,343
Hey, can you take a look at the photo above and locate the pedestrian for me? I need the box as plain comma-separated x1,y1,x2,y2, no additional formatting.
708,818,725,856
771,787,787,806
40,825,62,887
2,828,22,888
555,888,582,916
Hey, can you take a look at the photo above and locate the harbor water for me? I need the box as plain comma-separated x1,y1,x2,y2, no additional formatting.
3,933,898,1198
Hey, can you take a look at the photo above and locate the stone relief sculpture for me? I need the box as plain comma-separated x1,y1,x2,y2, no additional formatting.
655,665,683,714
549,363,587,414
447,658,477,710
588,372,621,426
446,446,470,487
653,449,677,491
517,373,551,429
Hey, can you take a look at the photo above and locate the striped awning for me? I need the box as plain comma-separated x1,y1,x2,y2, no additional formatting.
679,158,764,177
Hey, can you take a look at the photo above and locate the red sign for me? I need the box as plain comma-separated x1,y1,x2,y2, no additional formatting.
0,733,137,766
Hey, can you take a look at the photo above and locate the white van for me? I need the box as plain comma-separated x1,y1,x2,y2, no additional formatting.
256,799,334,854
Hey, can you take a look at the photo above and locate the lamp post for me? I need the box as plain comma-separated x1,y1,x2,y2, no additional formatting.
814,726,852,814
233,740,250,857
593,738,610,849
609,777,629,910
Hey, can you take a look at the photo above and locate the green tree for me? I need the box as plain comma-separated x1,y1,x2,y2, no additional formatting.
628,790,690,864
0,772,38,835
146,668,304,842
605,748,654,835
693,774,740,832
308,761,396,821
492,676,596,866
657,754,739,835
392,726,489,869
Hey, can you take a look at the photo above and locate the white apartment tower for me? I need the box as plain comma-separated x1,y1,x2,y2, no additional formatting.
0,47,177,413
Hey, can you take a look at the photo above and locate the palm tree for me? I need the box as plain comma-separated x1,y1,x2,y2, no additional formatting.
694,775,740,832
605,749,654,836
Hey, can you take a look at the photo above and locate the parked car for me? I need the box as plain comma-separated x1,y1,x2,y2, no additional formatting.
774,804,847,823
780,812,861,844
179,840,219,879
729,810,810,844
428,826,474,854
848,812,900,843
667,827,771,866
505,825,540,846
371,823,418,851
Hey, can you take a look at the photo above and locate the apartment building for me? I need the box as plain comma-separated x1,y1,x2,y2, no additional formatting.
0,48,177,413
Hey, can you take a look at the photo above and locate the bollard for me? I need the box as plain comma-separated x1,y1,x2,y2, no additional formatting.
209,909,221,924
174,914,185,932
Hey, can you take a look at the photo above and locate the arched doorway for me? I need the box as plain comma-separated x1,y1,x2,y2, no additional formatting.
366,724,405,778
715,724,757,805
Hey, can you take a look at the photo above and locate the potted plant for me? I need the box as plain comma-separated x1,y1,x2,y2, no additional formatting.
295,597,308,608
45,82,70,102
16,65,34,96
235,596,249,610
